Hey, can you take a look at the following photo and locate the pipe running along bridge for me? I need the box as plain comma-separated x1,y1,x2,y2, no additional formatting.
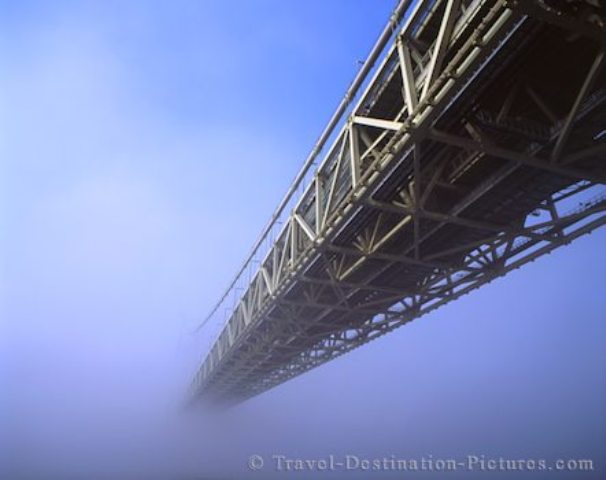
190,0,606,405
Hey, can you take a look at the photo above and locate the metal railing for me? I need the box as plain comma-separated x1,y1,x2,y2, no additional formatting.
194,0,419,348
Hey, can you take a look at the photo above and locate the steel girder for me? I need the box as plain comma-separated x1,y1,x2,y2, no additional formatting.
190,0,606,405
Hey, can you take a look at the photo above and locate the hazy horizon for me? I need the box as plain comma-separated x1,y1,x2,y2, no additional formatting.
1,1,605,479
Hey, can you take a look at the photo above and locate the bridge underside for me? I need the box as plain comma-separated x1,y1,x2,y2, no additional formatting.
192,0,606,405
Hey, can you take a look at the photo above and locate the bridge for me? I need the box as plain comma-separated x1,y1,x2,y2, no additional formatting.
189,0,606,405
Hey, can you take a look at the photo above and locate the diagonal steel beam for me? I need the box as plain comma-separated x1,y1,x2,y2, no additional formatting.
427,129,606,184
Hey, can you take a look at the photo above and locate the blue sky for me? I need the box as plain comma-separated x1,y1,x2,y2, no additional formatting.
1,1,605,479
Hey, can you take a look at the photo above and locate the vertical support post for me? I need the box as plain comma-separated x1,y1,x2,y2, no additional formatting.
397,36,419,114
349,123,360,188
315,175,323,234
290,216,298,266
227,321,234,346
272,242,279,285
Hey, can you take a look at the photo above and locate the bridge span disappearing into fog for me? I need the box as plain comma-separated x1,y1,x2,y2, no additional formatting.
190,0,606,404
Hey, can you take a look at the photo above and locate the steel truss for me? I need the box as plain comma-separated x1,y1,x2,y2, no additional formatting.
190,0,606,404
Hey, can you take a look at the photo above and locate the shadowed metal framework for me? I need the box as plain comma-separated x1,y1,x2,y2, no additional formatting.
190,0,606,405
